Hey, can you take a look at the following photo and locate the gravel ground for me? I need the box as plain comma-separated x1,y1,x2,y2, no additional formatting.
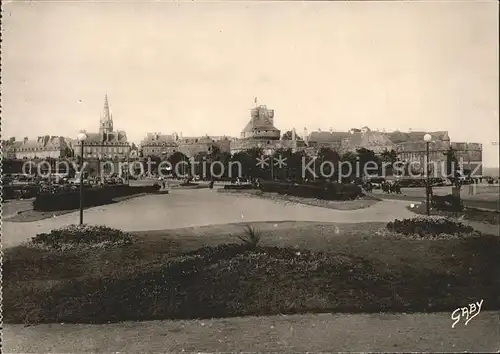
4,311,499,352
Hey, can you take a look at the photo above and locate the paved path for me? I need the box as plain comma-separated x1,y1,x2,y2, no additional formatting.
4,311,499,352
3,189,415,248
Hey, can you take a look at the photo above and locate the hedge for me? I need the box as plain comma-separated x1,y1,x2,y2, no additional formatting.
33,184,161,211
259,181,363,201
223,184,254,190
3,185,40,200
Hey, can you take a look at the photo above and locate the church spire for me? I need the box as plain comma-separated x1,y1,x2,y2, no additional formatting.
101,94,112,122
99,94,113,134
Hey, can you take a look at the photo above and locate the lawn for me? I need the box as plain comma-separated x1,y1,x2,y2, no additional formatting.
218,189,380,210
4,220,499,325
4,193,159,223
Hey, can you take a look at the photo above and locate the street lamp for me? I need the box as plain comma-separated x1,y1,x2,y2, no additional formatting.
423,133,432,216
77,132,87,225
126,144,131,185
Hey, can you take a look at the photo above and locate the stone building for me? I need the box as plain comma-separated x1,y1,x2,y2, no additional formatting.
393,131,451,177
451,142,483,176
3,136,72,160
306,129,351,151
140,132,179,158
75,95,130,160
230,104,305,154
340,127,395,154
140,132,232,159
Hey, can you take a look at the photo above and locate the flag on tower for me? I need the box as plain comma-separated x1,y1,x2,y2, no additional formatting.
254,97,258,104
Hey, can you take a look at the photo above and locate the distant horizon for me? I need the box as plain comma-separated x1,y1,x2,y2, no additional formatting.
3,1,498,166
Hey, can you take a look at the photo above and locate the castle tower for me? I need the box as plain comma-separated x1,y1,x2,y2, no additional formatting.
99,94,114,134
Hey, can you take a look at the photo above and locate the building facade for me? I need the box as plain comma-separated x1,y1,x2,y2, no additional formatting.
230,104,305,154
139,132,232,159
2,136,72,160
75,95,130,160
451,142,483,176
140,132,179,158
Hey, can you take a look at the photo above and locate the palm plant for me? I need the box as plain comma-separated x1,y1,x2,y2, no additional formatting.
235,224,262,249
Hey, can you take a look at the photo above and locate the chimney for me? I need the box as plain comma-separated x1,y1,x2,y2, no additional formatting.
330,127,333,133
291,128,296,141
303,127,308,145
23,137,28,143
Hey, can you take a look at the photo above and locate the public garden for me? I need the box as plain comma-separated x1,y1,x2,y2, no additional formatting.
3,182,500,351
3,147,499,352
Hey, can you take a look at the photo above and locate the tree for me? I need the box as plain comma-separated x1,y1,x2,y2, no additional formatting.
355,148,381,179
288,150,308,182
317,147,341,180
63,146,74,158
231,147,264,180
192,151,209,178
380,149,398,176
272,147,293,180
340,152,357,182
168,152,189,177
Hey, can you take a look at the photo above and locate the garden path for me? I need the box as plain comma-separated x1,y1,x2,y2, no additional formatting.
3,189,415,248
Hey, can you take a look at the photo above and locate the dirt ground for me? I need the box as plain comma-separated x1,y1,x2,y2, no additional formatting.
4,311,499,352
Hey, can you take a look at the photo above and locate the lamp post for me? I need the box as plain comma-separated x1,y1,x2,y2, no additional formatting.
77,132,87,225
257,143,263,181
126,145,131,185
423,133,432,216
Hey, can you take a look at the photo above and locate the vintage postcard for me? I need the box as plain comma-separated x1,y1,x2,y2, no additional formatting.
2,0,499,352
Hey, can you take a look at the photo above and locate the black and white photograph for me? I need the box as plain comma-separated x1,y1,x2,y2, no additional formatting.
1,0,499,352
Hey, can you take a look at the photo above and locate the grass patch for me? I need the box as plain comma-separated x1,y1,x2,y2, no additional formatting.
218,189,380,210
5,209,75,223
3,221,499,324
4,193,152,223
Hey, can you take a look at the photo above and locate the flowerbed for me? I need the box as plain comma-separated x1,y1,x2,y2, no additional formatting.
386,217,480,239
31,224,135,250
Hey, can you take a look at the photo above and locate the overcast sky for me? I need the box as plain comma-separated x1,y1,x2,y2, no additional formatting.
3,0,499,166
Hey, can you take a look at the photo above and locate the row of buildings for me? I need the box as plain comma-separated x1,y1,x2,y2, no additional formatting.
2,95,483,175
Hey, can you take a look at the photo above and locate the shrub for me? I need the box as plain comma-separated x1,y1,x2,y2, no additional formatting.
31,224,135,250
223,184,254,190
386,217,476,237
235,225,262,249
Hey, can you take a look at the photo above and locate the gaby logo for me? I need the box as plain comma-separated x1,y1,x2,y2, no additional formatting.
451,299,483,328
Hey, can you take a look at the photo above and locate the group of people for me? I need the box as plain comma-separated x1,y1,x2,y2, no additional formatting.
381,180,402,194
